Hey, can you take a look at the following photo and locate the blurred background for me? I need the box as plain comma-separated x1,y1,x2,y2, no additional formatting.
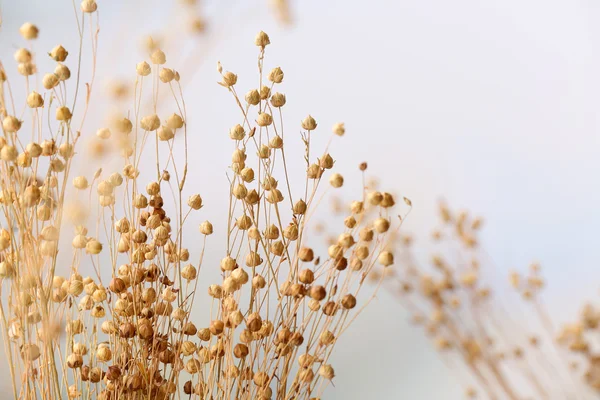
2,0,600,398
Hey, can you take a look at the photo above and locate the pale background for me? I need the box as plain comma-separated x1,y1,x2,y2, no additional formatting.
1,0,600,398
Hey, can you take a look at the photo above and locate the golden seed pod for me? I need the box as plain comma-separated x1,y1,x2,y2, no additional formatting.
374,217,390,233
232,268,249,284
245,89,261,105
159,67,175,83
319,364,335,380
136,61,151,76
96,345,112,362
56,106,72,121
2,116,22,133
268,67,284,83
140,114,160,131
0,145,18,161
233,184,248,199
269,135,283,149
271,92,286,108
249,276,266,293
257,112,273,127
188,194,203,210
299,268,315,284
319,153,334,169
302,115,317,131
298,247,314,262
150,49,166,65
17,62,36,76
229,124,245,140
20,22,39,40
14,48,32,63
378,251,394,266
319,330,335,346
85,239,102,254
42,73,59,89
166,113,184,130
253,371,270,387
199,221,213,235
221,71,238,87
81,0,97,13
329,173,344,188
255,31,271,47
332,122,345,136
293,199,307,215
49,45,68,62
55,63,70,80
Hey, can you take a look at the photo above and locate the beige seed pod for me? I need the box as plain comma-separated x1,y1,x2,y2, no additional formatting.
55,63,71,80
81,0,97,13
268,67,284,83
255,31,271,47
374,217,390,233
270,92,286,107
17,62,36,76
199,221,213,235
0,145,18,161
269,136,283,149
86,239,102,254
229,124,245,140
2,116,21,133
26,142,42,157
15,48,32,63
245,89,260,105
260,85,271,99
49,45,68,62
159,68,175,83
150,49,166,64
302,115,317,131
20,23,39,40
253,371,270,387
96,345,112,362
319,364,335,380
140,114,160,131
240,167,255,183
56,106,72,121
233,184,248,199
378,251,394,266
293,199,307,214
319,330,335,346
26,91,44,108
42,73,59,89
188,194,203,210
257,112,273,127
136,61,151,76
329,173,344,188
332,122,345,136
167,113,184,129
231,268,249,284
320,153,334,169
221,71,237,87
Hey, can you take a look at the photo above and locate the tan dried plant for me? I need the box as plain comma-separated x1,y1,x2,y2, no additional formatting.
0,3,402,400
369,202,597,399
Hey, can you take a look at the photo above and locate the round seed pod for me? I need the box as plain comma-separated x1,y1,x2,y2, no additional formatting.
26,91,44,108
301,115,317,131
19,23,39,40
255,31,271,47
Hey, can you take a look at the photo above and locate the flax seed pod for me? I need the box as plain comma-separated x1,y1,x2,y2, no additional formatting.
20,23,39,40
271,92,286,107
221,71,237,87
302,115,317,131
